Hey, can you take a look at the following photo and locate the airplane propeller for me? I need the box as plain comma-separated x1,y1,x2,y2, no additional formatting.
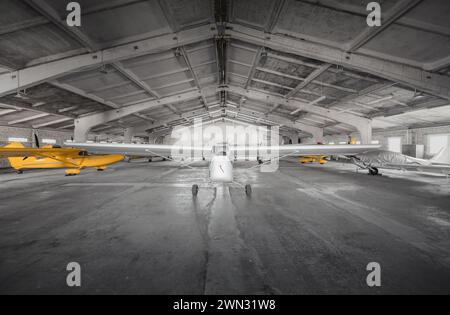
34,134,40,148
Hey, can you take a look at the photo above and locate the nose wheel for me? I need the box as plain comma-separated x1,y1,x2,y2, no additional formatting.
245,184,252,196
368,167,379,176
192,184,199,196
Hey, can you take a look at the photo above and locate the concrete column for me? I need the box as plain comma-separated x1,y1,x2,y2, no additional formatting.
355,121,372,144
74,119,91,142
124,127,135,143
311,128,324,144
147,132,158,144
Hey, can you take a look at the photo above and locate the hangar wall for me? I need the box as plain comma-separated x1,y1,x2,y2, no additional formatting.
322,124,450,158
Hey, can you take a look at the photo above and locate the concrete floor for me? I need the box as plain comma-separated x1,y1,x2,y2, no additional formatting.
0,159,449,294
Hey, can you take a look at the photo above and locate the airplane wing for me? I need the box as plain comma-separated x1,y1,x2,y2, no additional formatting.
67,142,380,159
65,142,210,158
232,144,381,157
0,147,82,158
347,148,450,175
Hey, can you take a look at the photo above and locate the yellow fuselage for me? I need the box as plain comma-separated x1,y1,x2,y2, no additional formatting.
1,142,124,175
10,155,124,169
299,156,328,164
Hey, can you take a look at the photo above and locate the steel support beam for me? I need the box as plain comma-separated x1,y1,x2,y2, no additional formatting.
0,109,17,117
345,0,423,52
74,88,215,141
0,24,215,97
179,47,210,110
227,23,450,100
111,62,160,98
33,117,72,129
286,64,331,98
225,85,372,143
8,113,50,125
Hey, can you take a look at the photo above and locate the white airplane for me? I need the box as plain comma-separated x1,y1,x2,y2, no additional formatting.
347,146,450,176
65,142,381,195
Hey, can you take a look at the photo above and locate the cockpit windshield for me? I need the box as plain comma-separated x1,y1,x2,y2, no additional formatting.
212,143,228,156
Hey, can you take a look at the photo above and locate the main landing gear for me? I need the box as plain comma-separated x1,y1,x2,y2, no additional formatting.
368,167,379,176
65,169,81,176
191,184,252,196
350,157,381,176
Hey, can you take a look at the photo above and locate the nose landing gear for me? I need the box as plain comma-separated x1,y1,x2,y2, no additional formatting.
245,184,252,196
192,184,199,196
191,183,252,196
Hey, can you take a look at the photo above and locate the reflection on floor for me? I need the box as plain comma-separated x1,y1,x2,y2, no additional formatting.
0,159,449,294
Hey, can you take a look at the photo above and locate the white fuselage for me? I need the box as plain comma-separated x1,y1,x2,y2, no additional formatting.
209,155,234,183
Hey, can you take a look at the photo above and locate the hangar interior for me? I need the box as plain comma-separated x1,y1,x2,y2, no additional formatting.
0,0,450,294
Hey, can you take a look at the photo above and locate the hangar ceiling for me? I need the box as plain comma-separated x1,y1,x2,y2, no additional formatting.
0,0,449,139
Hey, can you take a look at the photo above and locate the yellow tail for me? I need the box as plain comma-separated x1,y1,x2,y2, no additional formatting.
4,142,26,170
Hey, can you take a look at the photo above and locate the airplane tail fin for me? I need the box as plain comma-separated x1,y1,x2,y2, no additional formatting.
430,146,450,165
4,142,26,170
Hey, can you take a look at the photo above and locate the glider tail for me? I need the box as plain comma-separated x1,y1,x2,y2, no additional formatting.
430,146,450,165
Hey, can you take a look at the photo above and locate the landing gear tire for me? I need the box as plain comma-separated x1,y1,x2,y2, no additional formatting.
148,158,152,163
258,159,263,165
369,167,379,176
192,184,199,196
16,170,23,174
245,184,252,196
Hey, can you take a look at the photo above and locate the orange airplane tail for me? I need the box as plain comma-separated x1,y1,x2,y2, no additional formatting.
4,142,26,170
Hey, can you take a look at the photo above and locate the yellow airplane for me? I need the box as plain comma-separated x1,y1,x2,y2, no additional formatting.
299,138,358,165
0,141,124,176
299,155,328,164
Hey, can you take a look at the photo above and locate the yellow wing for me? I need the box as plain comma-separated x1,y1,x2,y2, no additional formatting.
0,143,82,158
